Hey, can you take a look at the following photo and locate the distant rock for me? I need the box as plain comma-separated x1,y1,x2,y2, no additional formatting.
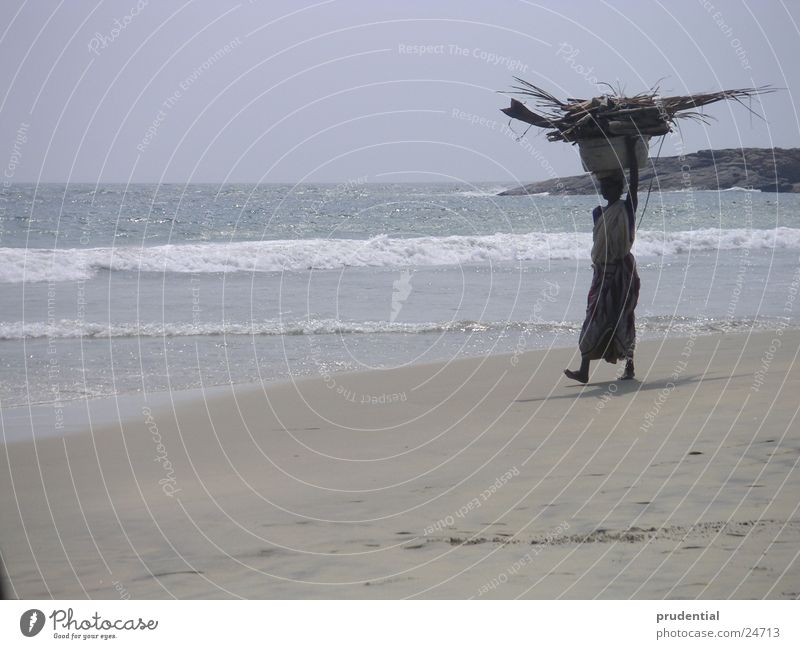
498,147,800,195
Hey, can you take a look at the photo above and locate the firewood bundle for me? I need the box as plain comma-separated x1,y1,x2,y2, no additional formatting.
501,78,773,143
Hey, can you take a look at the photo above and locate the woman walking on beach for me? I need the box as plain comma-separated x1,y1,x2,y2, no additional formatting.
564,136,641,384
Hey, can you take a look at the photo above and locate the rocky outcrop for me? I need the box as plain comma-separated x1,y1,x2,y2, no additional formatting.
499,147,800,195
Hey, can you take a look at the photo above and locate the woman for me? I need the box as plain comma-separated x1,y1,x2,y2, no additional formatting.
564,136,641,384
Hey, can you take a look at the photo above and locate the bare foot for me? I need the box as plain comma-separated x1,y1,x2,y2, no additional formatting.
564,369,589,384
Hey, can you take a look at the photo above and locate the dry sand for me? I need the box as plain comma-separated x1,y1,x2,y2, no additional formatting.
1,330,798,599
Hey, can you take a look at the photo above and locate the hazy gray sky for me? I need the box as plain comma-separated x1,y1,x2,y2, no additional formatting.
1,0,797,184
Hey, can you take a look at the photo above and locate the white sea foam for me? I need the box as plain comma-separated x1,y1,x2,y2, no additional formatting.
0,318,512,340
2,227,799,283
0,316,786,341
453,187,508,197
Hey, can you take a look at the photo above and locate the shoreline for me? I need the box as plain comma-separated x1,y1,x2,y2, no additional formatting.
4,322,799,445
1,330,798,598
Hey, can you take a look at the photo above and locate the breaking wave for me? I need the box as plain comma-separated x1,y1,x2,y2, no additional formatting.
2,227,799,283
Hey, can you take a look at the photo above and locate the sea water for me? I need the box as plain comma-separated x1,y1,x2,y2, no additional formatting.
1,182,798,414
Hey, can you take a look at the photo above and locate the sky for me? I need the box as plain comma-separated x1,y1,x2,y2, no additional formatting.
0,0,798,185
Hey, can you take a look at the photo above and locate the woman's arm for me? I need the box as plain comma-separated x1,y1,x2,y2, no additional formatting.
626,136,639,213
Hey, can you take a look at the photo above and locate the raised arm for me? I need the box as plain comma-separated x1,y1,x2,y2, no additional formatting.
626,136,639,213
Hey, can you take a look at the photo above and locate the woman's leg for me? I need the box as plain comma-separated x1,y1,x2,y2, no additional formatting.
567,265,602,384
619,254,639,380
620,354,634,380
564,355,591,384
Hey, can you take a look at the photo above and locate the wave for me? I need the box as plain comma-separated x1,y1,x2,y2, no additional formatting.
453,186,510,197
0,316,788,341
0,318,516,340
2,227,799,283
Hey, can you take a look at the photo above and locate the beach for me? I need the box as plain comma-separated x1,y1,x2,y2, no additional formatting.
2,329,798,599
3,4,800,644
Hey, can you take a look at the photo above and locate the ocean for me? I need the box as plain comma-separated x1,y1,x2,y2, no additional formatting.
1,182,799,415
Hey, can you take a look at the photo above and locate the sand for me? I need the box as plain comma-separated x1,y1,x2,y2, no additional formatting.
1,330,798,599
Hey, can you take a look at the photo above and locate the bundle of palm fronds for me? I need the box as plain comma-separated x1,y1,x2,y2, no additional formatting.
501,79,773,142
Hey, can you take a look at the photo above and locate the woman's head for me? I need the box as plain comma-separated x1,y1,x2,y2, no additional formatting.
599,172,624,203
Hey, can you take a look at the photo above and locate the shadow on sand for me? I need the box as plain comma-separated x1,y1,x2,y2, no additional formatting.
514,372,750,404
